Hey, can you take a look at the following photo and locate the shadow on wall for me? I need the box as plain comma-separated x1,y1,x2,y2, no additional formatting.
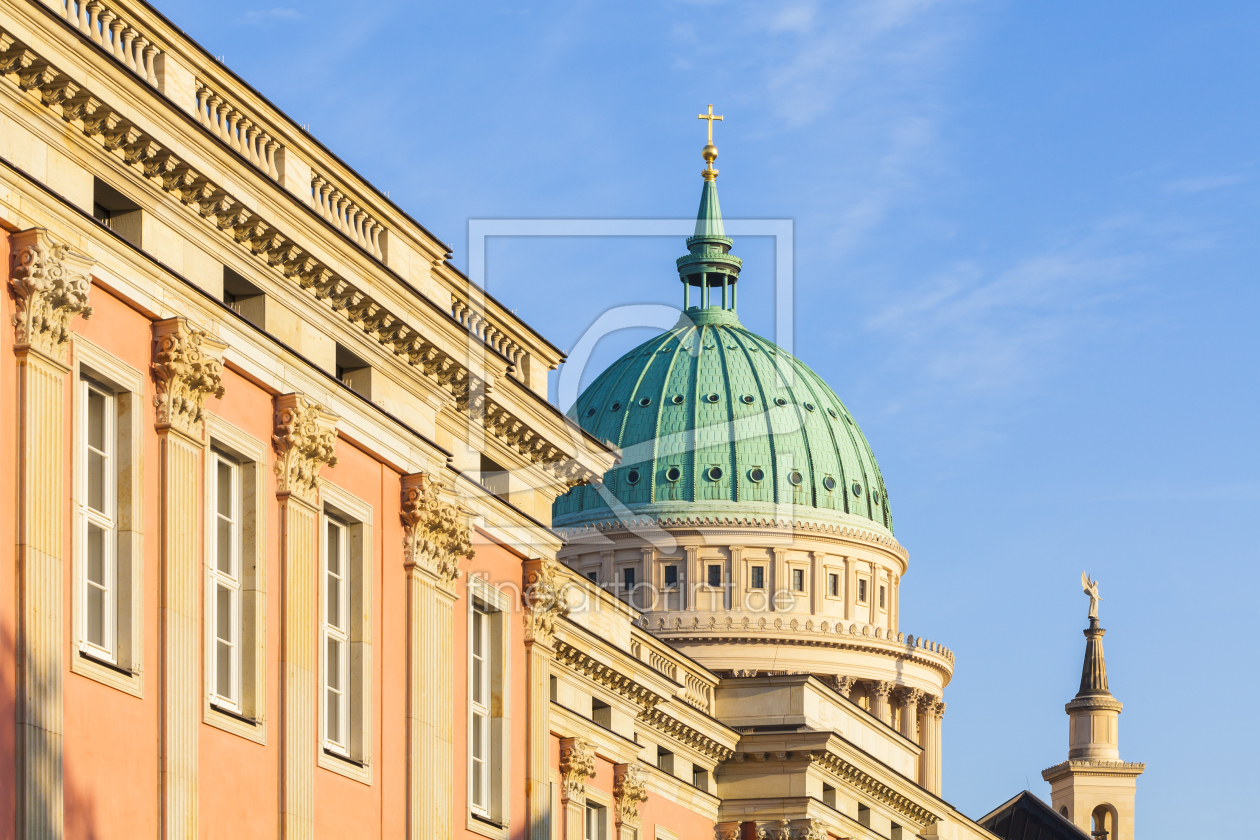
0,622,102,839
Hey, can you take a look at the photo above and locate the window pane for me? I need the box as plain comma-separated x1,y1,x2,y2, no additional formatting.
472,610,484,655
472,714,484,759
216,516,233,575
217,585,233,642
216,639,232,700
326,689,341,743
87,583,105,647
326,638,341,690
663,565,677,586
326,521,341,575
327,576,341,629
472,662,483,706
87,388,106,450
708,565,721,587
87,450,106,513
87,524,106,586
217,460,232,517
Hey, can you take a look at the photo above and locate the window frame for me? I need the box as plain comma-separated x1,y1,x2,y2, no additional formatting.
791,567,806,593
828,572,840,598
706,563,723,588
750,565,765,590
317,484,374,784
858,578,869,604
466,576,512,838
322,514,352,757
203,416,269,743
80,376,118,663
209,451,243,711
71,339,145,697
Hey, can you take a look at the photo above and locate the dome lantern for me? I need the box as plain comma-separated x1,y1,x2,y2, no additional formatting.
677,104,742,312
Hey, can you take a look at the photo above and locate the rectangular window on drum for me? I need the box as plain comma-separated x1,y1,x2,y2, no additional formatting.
828,573,839,597
622,567,636,592
858,579,868,603
663,565,678,588
792,568,805,592
880,585,886,609
209,453,243,711
751,566,765,590
80,378,117,661
323,516,351,755
707,564,722,587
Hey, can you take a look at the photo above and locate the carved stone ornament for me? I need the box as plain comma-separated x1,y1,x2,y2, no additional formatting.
522,560,571,645
559,737,596,802
272,394,338,505
613,764,649,828
872,680,896,699
400,472,474,586
9,228,94,360
151,318,226,438
714,824,741,840
831,675,856,698
756,819,790,840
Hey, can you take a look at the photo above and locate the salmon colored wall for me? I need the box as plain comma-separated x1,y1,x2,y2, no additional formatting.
455,535,529,839
639,783,717,840
1,233,16,839
64,286,161,840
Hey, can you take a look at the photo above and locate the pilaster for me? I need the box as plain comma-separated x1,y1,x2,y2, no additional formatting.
152,317,226,840
10,228,93,840
523,560,571,840
683,544,699,609
272,394,338,840
401,472,473,840
559,737,596,840
613,764,649,840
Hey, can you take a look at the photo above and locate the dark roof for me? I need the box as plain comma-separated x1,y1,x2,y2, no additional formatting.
977,791,1092,840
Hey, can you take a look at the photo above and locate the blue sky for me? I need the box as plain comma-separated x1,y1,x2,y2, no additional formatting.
163,0,1259,832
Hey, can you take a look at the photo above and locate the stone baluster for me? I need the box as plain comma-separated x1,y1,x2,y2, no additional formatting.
523,560,571,840
142,40,159,84
152,317,227,840
613,764,649,840
273,395,339,840
120,27,137,72
108,17,125,61
401,473,473,839
194,83,211,126
560,738,597,840
870,680,895,726
10,229,94,840
242,121,260,165
264,138,280,179
76,0,90,32
226,109,244,152
335,193,352,232
86,2,105,45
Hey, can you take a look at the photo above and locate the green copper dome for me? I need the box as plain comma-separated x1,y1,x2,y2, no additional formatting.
553,150,893,533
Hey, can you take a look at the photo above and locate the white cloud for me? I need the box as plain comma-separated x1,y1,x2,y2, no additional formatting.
237,7,303,25
1163,173,1245,194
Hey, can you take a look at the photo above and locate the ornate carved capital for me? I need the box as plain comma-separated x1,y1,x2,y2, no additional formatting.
400,472,474,587
871,680,896,699
897,687,924,709
559,737,596,803
831,675,857,698
613,764,649,828
522,559,570,646
9,228,93,361
714,823,741,840
932,699,946,719
756,819,790,840
272,393,338,505
151,317,226,438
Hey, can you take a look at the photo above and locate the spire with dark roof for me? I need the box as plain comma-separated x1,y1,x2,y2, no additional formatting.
677,104,742,311
1077,618,1111,698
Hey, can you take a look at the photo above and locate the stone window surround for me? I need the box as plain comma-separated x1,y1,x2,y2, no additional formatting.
70,337,145,698
582,784,613,840
202,415,268,744
316,482,374,785
466,575,513,839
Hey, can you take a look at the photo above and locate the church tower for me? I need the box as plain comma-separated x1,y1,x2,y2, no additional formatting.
1042,576,1145,839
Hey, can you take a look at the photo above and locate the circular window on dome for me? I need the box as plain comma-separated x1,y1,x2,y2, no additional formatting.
665,466,682,482
609,402,621,411
804,402,816,412
741,394,755,404
788,470,803,486
872,490,881,504
707,466,723,481
626,468,641,485
584,407,596,417
671,395,684,405
823,476,837,491
748,467,765,483
638,397,652,407
827,408,838,419
706,393,720,403
774,397,788,407
852,482,863,496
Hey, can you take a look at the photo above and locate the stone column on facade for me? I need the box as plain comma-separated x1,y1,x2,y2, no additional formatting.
152,317,227,840
920,696,943,794
613,763,649,840
273,394,339,840
870,680,895,726
523,559,572,840
641,546,657,610
932,700,946,795
10,228,93,840
830,675,856,700
401,472,473,840
897,688,922,744
843,557,855,621
771,548,787,611
729,546,744,611
559,737,597,840
683,544,699,610
599,550,614,592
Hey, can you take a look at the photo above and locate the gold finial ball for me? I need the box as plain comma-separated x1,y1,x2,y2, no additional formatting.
702,144,719,163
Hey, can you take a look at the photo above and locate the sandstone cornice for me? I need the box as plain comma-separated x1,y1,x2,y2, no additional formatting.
637,706,736,762
811,750,938,827
553,640,664,712
1041,759,1146,781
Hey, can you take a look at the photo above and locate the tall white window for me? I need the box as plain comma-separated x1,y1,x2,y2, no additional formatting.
323,515,351,756
80,377,117,661
209,452,242,710
470,601,491,816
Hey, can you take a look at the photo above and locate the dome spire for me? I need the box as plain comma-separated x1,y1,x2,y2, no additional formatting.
678,104,742,312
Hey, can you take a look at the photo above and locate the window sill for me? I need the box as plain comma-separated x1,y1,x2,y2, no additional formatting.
205,700,266,744
71,648,143,697
466,811,509,840
318,745,372,785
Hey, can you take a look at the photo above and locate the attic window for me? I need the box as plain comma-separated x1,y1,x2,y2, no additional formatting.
741,394,755,404
638,397,652,407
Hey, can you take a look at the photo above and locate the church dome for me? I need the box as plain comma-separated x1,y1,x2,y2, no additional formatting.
552,306,893,533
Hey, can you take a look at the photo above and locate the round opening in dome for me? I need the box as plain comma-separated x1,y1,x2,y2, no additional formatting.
609,402,621,411
788,470,803,486
638,397,652,407
804,402,816,412
706,393,719,403
707,466,723,481
741,394,755,404
822,476,836,491
774,397,787,407
626,469,641,484
872,491,881,504
827,408,838,419
665,466,682,482
852,482,862,496
748,467,765,482
584,407,596,417
671,395,684,405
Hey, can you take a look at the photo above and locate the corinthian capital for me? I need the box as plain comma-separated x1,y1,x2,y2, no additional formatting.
871,680,896,699
830,675,856,698
613,764,649,828
522,559,570,646
151,318,226,438
272,394,338,505
559,737,596,802
9,228,94,361
400,472,474,587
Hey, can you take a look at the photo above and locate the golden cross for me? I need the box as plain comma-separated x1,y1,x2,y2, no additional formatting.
698,104,724,145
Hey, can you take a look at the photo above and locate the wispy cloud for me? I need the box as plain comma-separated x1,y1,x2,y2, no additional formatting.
236,7,303,25
1163,173,1245,194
